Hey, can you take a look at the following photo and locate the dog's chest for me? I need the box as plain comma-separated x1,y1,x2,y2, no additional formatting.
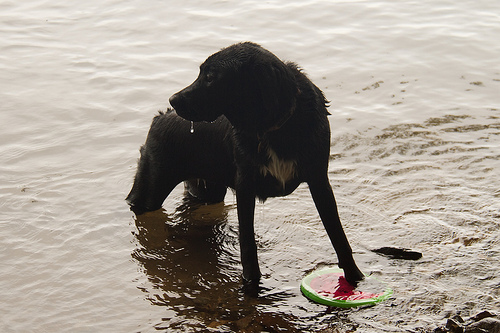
259,147,297,187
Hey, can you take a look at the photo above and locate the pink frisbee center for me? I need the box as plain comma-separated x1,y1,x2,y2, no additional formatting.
310,272,382,301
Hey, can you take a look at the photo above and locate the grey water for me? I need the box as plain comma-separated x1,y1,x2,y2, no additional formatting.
1,1,499,332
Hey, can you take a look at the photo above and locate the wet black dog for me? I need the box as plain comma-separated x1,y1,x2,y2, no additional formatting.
128,42,364,287
126,110,235,213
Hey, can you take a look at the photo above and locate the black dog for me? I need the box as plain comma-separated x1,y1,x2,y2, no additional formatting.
128,42,364,287
126,110,235,213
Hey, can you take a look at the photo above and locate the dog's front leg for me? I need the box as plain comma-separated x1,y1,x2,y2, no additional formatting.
235,175,261,287
308,175,364,286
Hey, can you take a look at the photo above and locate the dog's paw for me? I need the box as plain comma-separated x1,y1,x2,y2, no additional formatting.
241,274,261,296
343,266,365,287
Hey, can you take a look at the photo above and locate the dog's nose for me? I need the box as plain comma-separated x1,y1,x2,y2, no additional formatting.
168,94,178,109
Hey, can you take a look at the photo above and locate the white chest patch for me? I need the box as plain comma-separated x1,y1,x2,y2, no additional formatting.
259,147,297,188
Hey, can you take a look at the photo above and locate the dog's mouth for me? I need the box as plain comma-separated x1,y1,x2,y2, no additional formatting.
174,106,215,123
169,95,219,123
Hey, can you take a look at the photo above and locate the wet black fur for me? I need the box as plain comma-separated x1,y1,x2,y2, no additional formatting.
126,110,234,214
128,42,364,287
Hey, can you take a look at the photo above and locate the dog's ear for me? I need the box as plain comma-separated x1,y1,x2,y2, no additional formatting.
250,61,298,131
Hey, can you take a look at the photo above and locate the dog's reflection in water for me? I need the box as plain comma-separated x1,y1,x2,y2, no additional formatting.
131,197,243,302
132,197,305,331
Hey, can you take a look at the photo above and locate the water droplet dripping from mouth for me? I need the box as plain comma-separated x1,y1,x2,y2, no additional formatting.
190,121,195,134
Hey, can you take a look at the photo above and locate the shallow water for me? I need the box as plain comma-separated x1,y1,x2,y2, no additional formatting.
1,1,499,332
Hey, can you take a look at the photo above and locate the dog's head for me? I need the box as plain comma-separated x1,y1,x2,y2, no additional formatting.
169,42,298,132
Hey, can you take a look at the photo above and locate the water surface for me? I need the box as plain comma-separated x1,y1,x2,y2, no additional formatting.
1,1,499,332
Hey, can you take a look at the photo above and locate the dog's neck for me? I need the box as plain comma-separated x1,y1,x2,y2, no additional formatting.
257,104,295,153
263,104,295,134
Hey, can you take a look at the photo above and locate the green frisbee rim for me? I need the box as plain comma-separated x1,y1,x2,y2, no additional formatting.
300,267,393,308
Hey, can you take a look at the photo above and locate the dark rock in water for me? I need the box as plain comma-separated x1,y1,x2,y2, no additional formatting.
465,317,500,333
372,246,423,260
436,311,499,333
470,310,496,322
452,314,465,324
446,318,464,333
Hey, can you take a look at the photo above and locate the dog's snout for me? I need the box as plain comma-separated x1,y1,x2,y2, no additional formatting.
169,93,181,110
169,91,193,120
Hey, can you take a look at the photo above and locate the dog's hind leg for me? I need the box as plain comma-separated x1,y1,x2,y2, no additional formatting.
307,175,364,286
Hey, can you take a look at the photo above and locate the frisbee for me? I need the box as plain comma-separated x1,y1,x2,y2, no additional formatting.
301,267,392,308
